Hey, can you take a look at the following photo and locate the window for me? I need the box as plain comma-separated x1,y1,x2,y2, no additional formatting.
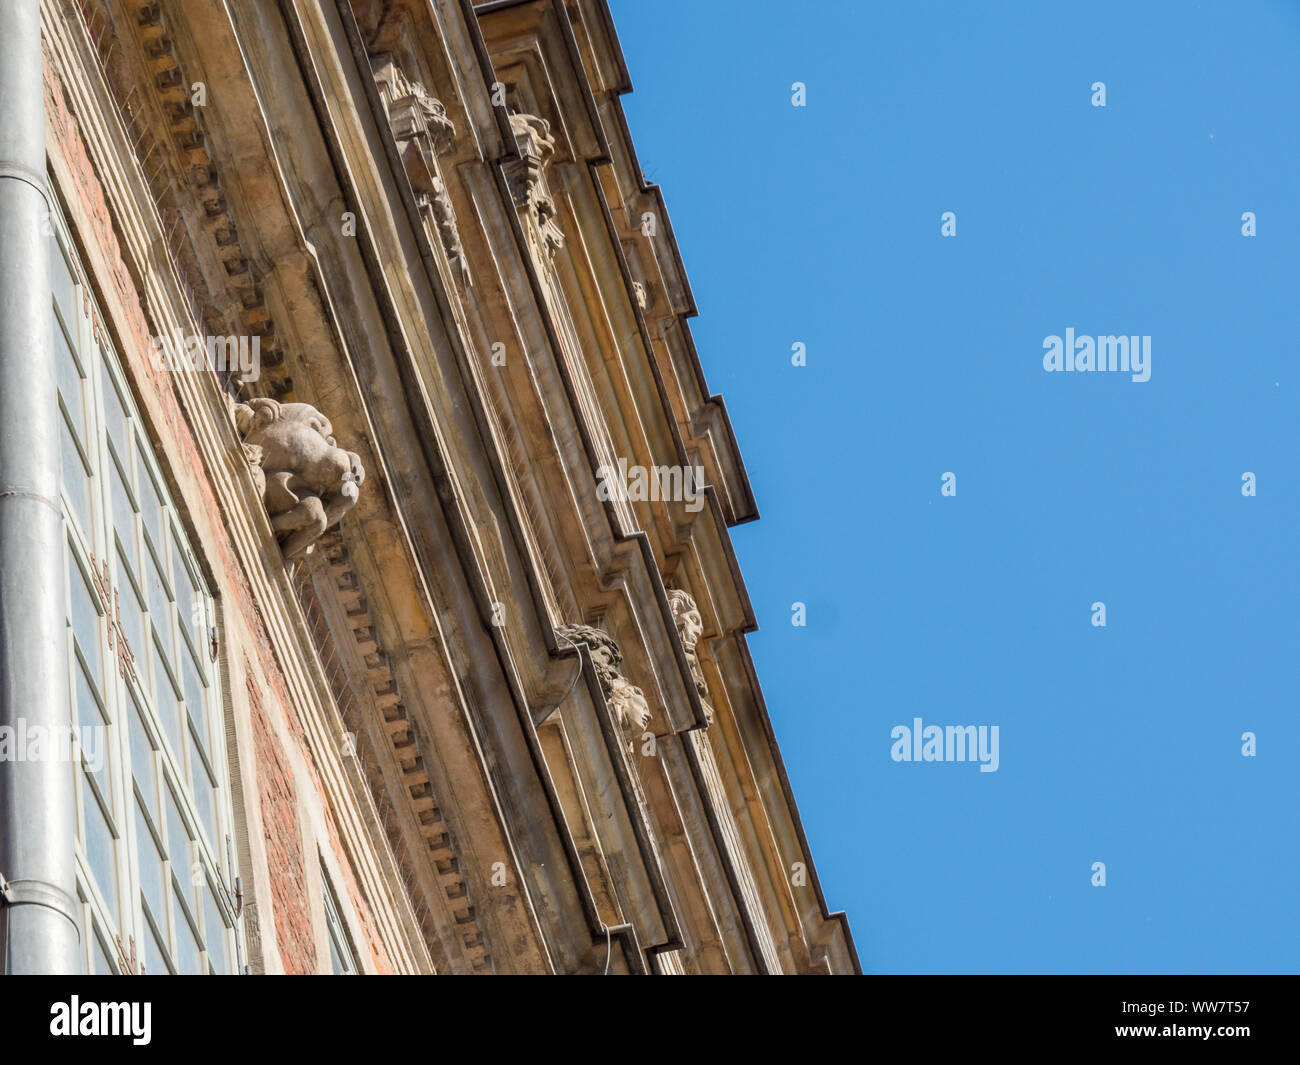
322,870,359,975
52,209,240,975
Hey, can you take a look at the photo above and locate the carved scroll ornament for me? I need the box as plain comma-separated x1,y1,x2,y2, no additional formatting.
507,112,565,260
372,54,470,282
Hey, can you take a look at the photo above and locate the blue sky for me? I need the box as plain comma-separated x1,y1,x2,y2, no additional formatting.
613,0,1300,973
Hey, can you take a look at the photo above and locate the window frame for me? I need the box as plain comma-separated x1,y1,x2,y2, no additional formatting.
322,868,360,975
51,203,241,976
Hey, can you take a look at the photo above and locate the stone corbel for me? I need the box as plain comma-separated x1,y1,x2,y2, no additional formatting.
233,397,365,560
371,54,470,282
506,112,565,261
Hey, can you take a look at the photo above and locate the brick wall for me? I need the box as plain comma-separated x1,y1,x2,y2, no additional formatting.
246,672,316,973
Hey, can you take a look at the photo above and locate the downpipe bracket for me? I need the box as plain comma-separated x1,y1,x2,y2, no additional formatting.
0,874,82,931
0,161,53,204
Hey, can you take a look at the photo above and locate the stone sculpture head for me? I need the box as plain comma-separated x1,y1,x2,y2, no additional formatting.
667,588,708,702
557,623,619,683
607,676,651,735
667,589,703,653
556,623,651,735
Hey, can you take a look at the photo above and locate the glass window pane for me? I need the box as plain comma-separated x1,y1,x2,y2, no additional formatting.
60,413,93,536
153,639,183,757
164,782,191,870
128,692,158,822
102,365,129,462
54,313,86,441
116,558,145,664
51,242,77,325
144,543,172,652
109,454,138,576
181,650,209,757
172,540,199,655
173,884,203,974
135,802,166,926
323,876,357,974
81,773,118,923
92,928,116,975
68,555,103,687
73,662,111,799
139,460,165,554
190,743,218,847
202,882,230,974
143,914,169,975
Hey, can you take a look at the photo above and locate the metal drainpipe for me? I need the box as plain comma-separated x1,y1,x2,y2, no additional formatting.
0,0,82,974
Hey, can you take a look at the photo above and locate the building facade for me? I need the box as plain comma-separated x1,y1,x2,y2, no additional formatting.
0,0,857,975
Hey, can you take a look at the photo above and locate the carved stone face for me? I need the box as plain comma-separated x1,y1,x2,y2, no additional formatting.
667,589,703,651
506,111,564,258
588,641,618,677
667,588,710,707
608,677,651,734
677,607,703,651
555,623,651,735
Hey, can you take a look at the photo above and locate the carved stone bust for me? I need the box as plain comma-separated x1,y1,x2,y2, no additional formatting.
235,397,364,559
556,623,651,735
668,588,712,723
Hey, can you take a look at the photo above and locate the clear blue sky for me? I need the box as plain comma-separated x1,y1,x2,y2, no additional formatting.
613,0,1300,974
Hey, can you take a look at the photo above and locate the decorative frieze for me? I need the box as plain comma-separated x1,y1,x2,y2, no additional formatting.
234,397,365,559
